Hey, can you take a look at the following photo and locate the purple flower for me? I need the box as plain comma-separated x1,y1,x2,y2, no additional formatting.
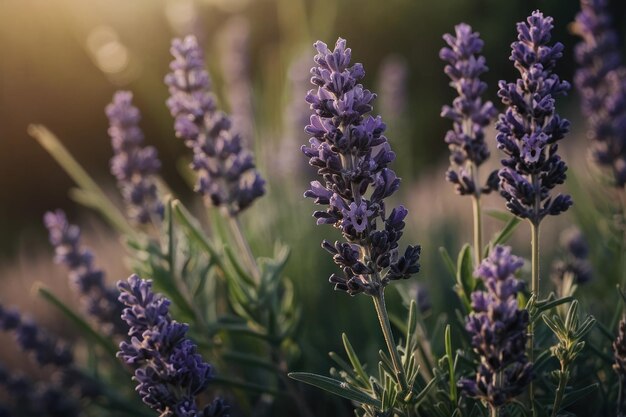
496,11,572,224
440,23,498,196
165,35,264,215
44,209,126,336
0,305,73,368
106,91,164,224
574,0,626,187
302,38,420,295
459,245,532,409
117,275,228,417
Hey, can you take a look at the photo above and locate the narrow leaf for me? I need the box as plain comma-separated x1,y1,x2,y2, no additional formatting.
288,372,382,407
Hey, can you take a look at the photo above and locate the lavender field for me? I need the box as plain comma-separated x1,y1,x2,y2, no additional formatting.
0,1,625,416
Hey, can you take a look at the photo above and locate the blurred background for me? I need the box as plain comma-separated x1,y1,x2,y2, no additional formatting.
1,1,626,412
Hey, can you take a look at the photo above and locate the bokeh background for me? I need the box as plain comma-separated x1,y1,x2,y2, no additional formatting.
1,1,626,413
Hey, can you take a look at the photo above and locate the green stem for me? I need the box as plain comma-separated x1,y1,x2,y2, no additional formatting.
530,220,540,417
471,194,482,266
490,405,499,417
372,289,409,393
227,215,261,284
552,367,569,417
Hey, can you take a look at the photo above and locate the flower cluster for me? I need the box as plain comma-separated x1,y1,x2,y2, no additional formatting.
302,38,420,295
106,91,164,224
496,11,572,224
459,245,532,408
574,0,626,187
44,209,126,336
0,304,73,368
440,23,498,196
165,35,265,215
551,227,593,286
117,274,228,417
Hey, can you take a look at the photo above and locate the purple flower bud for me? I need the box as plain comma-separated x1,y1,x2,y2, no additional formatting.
165,36,264,215
44,210,126,336
117,275,228,417
106,91,164,224
496,11,572,224
303,38,420,295
459,245,532,408
440,23,497,196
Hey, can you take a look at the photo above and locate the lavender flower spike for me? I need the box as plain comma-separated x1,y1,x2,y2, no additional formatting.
303,38,420,295
459,245,532,410
440,23,498,196
165,36,265,215
574,0,626,187
117,274,229,417
44,209,126,336
106,91,164,224
497,11,572,224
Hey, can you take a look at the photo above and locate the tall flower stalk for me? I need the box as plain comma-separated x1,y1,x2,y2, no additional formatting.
440,23,498,266
302,38,421,393
459,246,532,417
106,91,164,225
496,11,572,413
573,0,626,189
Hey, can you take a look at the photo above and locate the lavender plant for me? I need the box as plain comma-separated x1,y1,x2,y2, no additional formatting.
44,209,126,336
106,91,164,225
574,0,626,188
440,23,498,266
459,245,532,416
11,4,626,417
117,274,228,417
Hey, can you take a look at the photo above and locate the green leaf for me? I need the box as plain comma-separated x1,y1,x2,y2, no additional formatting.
561,383,599,408
288,372,382,407
36,285,118,360
484,209,515,222
488,216,521,252
410,374,439,406
456,244,475,304
444,325,457,405
28,124,133,236
439,247,456,278
342,333,370,387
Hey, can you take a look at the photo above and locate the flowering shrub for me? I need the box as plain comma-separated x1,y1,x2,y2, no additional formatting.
3,3,626,417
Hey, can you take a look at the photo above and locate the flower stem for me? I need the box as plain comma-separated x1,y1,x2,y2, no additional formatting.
490,405,500,417
372,288,409,393
471,194,483,266
530,220,540,417
551,367,569,417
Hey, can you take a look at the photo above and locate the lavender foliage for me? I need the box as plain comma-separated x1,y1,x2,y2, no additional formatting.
496,11,572,224
117,274,228,417
44,209,126,336
165,35,265,215
440,23,498,196
459,245,532,408
106,91,164,224
302,38,420,295
574,0,626,187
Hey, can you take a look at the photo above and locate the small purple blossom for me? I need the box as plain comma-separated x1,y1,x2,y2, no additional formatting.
165,35,264,215
44,209,126,336
302,38,420,295
117,274,228,417
574,0,626,187
459,245,532,409
106,91,164,224
496,11,572,224
440,23,498,196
